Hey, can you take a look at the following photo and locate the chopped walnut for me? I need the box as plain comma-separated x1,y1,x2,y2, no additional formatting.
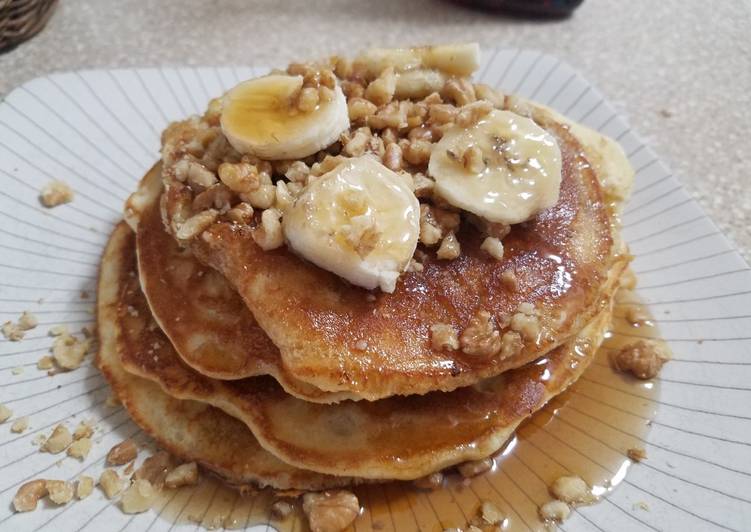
627,447,647,462
382,141,403,171
475,84,504,108
550,476,596,505
192,183,232,212
176,209,218,241
367,100,408,130
296,87,320,113
270,500,295,520
499,330,523,360
419,205,443,246
458,458,493,478
134,451,179,488
46,480,74,505
13,480,48,512
479,500,504,525
37,356,55,370
39,181,74,208
413,471,444,490
274,181,295,212
347,97,378,123
539,500,570,523
76,476,94,499
402,138,432,166
412,173,435,198
460,310,501,357
41,424,73,454
0,404,12,423
430,323,459,351
1,321,24,341
501,269,518,290
510,305,540,341
121,479,156,514
456,100,494,127
165,462,199,488
480,237,504,260
73,420,94,440
51,333,90,370
461,145,485,174
17,311,38,330
107,438,137,465
11,416,29,433
443,78,476,106
365,67,396,106
428,103,458,125
437,232,461,260
252,208,284,251
611,340,668,379
285,160,311,182
227,202,254,225
302,490,360,532
99,469,125,499
67,437,92,459
48,324,68,337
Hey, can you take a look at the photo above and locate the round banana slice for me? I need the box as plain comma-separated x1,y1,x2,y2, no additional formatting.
220,74,349,160
283,156,420,293
428,110,562,225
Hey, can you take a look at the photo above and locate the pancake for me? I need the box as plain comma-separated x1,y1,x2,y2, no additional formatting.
96,221,357,490
132,169,355,402
162,107,623,399
112,221,622,480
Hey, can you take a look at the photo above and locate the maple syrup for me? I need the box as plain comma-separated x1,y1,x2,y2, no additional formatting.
154,287,665,531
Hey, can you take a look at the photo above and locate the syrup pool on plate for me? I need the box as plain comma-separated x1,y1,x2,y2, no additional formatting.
152,286,665,531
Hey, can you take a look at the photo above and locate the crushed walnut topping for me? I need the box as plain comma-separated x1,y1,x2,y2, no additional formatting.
413,471,444,490
158,53,516,276
430,323,460,351
11,416,29,433
13,480,48,512
302,490,360,532
270,500,295,520
121,479,155,514
627,447,648,462
46,480,74,505
550,475,596,505
51,333,91,370
0,403,12,423
107,438,137,465
458,458,493,478
165,462,199,488
460,310,501,357
539,500,571,523
76,476,94,499
611,340,669,379
2,311,38,341
480,236,504,260
99,469,125,499
509,303,540,341
41,424,73,454
39,181,74,208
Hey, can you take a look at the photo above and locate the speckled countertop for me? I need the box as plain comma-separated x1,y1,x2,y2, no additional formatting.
2,0,750,259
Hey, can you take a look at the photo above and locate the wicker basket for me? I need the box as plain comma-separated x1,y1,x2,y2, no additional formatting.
0,0,57,53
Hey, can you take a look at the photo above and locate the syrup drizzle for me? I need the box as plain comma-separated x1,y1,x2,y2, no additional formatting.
155,287,666,531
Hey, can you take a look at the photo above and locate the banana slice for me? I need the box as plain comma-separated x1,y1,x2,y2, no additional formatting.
428,110,562,225
355,43,480,78
220,74,349,160
283,155,420,293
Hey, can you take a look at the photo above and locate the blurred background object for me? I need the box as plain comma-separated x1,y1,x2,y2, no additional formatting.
0,0,57,53
455,0,584,17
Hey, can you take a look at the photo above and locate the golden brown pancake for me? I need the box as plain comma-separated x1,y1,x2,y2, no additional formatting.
97,222,357,490
133,175,355,402
162,109,622,399
111,220,622,480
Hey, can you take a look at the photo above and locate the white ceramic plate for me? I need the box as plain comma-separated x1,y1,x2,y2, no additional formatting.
0,49,749,531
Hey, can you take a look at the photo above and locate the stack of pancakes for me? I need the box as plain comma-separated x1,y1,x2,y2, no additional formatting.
96,77,634,495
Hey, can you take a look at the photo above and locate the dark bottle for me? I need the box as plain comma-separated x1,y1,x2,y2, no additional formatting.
457,0,584,17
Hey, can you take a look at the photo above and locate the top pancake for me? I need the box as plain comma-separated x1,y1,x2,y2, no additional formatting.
162,108,622,399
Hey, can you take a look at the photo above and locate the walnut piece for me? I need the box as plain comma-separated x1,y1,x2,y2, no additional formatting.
436,232,461,260
458,458,493,478
2,321,24,341
176,209,218,241
611,340,668,379
46,480,74,505
460,310,501,357
539,500,571,523
67,437,92,459
430,323,459,351
501,269,518,290
270,500,295,520
550,476,596,505
73,420,94,440
121,479,156,514
77,476,94,499
479,500,504,525
413,471,444,490
252,208,284,251
509,304,540,341
302,490,360,532
165,462,199,488
135,451,178,489
0,403,12,423
52,333,91,370
107,438,137,465
99,469,125,499
627,447,647,462
13,480,48,512
37,356,55,370
480,236,504,260
39,181,74,208
11,416,29,433
41,424,73,454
